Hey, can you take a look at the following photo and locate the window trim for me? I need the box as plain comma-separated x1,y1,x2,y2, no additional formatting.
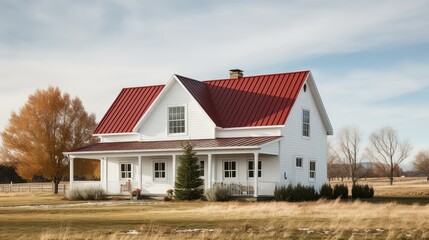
119,162,133,180
153,161,167,182
247,159,262,179
302,108,310,139
309,160,316,181
223,160,237,179
295,156,303,168
167,105,187,135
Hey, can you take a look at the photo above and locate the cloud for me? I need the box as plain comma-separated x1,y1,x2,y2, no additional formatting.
1,0,429,154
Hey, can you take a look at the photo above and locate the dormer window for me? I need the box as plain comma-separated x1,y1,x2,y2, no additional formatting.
168,106,185,134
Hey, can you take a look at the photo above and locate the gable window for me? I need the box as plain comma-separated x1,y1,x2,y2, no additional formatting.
296,157,303,167
120,163,132,179
224,161,236,178
302,109,310,137
248,160,262,178
199,160,205,177
309,161,316,180
154,162,166,180
168,106,185,134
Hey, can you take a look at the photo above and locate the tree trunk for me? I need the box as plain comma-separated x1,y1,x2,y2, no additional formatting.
389,167,394,185
52,178,61,194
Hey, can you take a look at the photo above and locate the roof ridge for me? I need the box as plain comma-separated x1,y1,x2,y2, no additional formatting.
203,70,310,83
175,74,222,125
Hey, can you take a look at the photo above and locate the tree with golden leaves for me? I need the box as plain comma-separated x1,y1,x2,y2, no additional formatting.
1,87,96,193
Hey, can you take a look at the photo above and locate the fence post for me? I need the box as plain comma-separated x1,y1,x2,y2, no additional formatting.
63,184,66,195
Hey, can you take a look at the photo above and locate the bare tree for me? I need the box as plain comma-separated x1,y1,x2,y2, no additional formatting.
413,150,429,182
366,126,411,185
333,125,362,185
328,141,348,181
1,87,97,193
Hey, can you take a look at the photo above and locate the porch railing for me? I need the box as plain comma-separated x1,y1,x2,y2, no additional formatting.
212,181,277,196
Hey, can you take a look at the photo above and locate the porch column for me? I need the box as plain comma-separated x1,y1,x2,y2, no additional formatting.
100,158,104,183
172,155,177,186
104,157,108,193
207,154,212,188
138,156,142,189
69,156,74,191
254,153,259,197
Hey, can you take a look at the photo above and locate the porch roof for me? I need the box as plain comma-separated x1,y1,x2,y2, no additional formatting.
67,136,282,154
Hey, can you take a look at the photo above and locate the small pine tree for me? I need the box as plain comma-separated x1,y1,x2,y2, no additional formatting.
174,142,204,200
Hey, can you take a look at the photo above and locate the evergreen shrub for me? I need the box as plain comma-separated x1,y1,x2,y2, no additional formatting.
319,183,333,199
333,184,348,199
174,142,204,200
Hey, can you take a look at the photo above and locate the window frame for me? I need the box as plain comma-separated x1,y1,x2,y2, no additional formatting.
153,161,167,181
199,160,205,177
295,157,303,168
247,160,262,179
309,160,316,181
120,163,133,180
167,105,187,135
302,108,310,138
223,160,237,179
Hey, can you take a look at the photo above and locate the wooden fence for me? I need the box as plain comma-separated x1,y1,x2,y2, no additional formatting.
0,182,68,195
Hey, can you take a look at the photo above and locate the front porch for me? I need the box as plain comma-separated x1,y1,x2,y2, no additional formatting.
66,137,282,197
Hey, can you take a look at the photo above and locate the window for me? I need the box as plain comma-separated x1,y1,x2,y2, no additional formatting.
302,109,310,137
120,163,132,179
154,162,166,179
168,106,185,134
309,161,316,179
224,161,236,178
199,160,205,177
248,160,262,178
296,157,303,167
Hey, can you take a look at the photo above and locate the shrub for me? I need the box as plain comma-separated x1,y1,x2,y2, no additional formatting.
319,183,333,199
333,184,348,199
205,185,231,202
274,184,293,201
66,187,105,200
352,184,374,198
274,184,319,202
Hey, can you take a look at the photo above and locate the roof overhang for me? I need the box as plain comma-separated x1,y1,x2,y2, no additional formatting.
64,136,282,156
306,72,334,135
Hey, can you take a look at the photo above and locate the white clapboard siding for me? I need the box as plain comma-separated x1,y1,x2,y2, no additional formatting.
141,156,174,195
280,80,328,190
216,127,282,138
100,134,140,143
139,80,216,141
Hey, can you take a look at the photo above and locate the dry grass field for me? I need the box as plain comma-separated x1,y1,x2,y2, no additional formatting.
0,177,428,239
330,176,429,197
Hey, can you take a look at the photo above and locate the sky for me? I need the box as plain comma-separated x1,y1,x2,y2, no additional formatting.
1,1,428,169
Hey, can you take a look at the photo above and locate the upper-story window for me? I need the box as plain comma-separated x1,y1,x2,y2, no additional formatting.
302,109,310,137
168,106,185,134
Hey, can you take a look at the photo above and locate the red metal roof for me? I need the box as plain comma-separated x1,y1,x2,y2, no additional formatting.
93,71,309,133
68,136,281,153
176,75,222,126
93,85,164,134
203,71,309,128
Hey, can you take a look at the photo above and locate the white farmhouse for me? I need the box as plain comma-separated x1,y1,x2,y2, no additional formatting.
65,69,333,197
